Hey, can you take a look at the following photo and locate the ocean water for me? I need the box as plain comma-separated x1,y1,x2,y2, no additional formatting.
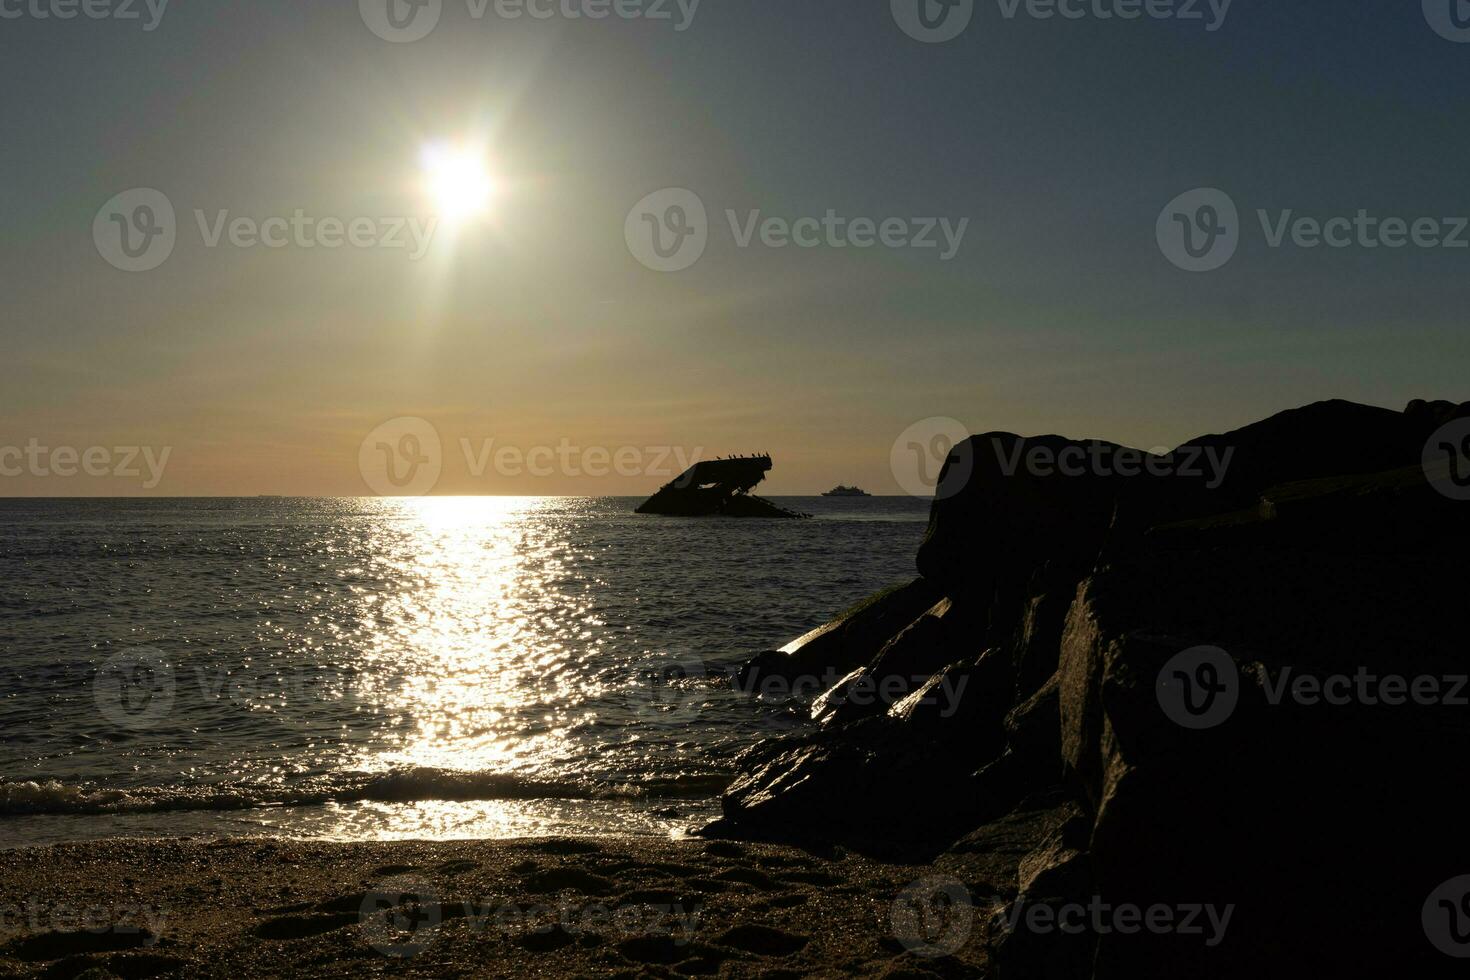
0,497,928,849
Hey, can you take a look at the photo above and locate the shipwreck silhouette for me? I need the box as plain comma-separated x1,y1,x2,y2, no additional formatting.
635,454,809,518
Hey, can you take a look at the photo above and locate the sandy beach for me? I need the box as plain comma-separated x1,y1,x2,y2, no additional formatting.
0,835,995,978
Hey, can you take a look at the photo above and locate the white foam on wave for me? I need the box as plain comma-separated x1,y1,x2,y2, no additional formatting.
0,768,732,817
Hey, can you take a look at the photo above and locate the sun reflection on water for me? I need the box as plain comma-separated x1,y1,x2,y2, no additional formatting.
350,497,605,780
0,496,933,846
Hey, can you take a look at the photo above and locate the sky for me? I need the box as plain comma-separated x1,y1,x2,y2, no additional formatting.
2,0,1468,495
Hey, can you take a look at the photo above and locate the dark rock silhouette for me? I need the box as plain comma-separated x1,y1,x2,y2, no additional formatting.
738,579,944,691
635,455,809,518
703,398,1470,978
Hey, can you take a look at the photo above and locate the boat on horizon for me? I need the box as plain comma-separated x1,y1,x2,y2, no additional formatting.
821,485,872,497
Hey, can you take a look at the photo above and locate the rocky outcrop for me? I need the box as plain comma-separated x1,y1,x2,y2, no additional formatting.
737,578,944,692
703,399,1470,977
635,455,809,518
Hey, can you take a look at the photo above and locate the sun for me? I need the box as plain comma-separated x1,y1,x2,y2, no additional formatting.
420,142,496,224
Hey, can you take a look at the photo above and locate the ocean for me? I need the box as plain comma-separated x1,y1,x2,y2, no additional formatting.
0,496,928,849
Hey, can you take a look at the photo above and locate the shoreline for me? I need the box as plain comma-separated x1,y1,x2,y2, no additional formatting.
0,796,725,854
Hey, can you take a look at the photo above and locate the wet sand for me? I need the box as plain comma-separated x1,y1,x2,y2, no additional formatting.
0,836,992,978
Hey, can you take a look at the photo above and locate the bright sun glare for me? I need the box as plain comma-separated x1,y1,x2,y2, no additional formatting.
420,142,496,223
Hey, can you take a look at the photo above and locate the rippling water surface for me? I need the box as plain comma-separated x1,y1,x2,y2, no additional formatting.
0,497,927,848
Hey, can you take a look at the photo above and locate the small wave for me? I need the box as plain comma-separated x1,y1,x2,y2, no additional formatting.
0,768,732,818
